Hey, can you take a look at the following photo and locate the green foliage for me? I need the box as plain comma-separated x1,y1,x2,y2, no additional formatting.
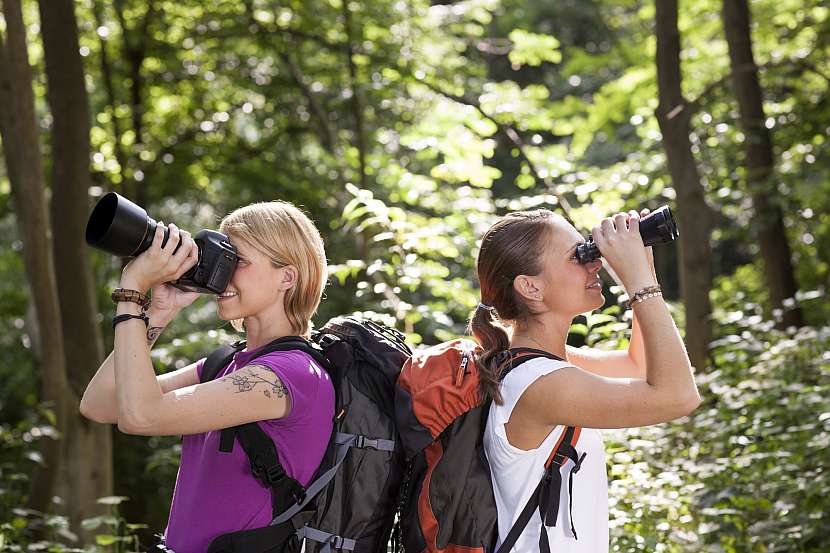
602,289,830,551
507,29,561,68
1,0,829,548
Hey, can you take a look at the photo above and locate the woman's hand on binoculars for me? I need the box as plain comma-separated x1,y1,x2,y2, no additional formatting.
591,211,657,293
632,209,657,281
120,222,200,294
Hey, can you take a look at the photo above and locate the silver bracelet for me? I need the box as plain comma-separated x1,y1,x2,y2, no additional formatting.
628,290,663,308
626,285,662,308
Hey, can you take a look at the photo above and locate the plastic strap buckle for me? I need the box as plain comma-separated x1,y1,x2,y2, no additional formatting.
318,333,339,348
254,460,286,486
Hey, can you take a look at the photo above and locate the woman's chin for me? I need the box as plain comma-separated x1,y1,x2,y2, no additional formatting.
216,303,237,321
588,294,606,311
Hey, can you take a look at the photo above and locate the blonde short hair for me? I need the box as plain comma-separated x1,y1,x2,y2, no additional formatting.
219,201,327,336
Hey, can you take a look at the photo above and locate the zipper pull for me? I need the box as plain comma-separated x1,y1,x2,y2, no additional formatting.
455,352,470,386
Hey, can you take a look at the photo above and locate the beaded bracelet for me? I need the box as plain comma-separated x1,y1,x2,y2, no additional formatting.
111,288,151,310
626,285,663,309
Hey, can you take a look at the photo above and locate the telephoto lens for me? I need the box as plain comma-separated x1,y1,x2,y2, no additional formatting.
575,205,679,264
85,192,238,294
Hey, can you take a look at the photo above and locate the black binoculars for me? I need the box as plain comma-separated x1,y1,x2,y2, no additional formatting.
576,205,679,264
85,192,238,294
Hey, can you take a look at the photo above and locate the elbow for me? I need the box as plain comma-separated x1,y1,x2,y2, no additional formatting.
116,410,157,435
667,390,702,420
79,395,113,425
79,395,93,419
683,390,703,415
117,418,151,435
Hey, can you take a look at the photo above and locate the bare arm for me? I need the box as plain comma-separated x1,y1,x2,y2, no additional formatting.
509,297,700,449
507,211,700,449
87,223,293,436
565,310,647,379
79,308,199,424
110,300,290,435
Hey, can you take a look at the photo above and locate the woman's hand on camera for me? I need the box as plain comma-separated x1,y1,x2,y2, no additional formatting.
591,211,657,293
120,222,200,295
147,282,201,323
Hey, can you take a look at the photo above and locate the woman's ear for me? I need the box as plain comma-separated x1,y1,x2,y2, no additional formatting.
513,275,544,303
279,265,298,291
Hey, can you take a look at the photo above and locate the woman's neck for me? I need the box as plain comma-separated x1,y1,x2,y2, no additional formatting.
243,315,297,350
509,313,572,359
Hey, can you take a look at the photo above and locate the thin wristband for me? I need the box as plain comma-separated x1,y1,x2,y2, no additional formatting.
626,284,662,309
629,291,663,308
113,312,150,329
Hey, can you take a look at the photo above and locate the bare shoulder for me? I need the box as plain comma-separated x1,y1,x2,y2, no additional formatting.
518,363,694,429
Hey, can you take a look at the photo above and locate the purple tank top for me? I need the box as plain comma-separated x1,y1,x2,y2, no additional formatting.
164,345,334,553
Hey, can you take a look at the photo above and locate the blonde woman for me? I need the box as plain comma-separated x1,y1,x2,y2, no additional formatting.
81,201,334,553
470,209,700,552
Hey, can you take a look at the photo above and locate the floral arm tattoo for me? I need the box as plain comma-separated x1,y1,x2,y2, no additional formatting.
224,365,288,400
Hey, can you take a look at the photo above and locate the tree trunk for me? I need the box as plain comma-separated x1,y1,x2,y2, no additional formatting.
38,0,112,540
0,0,71,516
113,0,156,206
342,0,368,189
722,0,803,328
654,0,713,370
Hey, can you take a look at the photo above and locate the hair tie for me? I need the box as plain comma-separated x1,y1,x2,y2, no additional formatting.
493,349,512,368
478,302,495,311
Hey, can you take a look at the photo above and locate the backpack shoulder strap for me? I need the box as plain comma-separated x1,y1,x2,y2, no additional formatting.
495,425,584,553
202,336,331,384
247,336,332,372
495,348,583,553
500,347,568,381
209,336,331,516
229,422,307,516
201,340,246,383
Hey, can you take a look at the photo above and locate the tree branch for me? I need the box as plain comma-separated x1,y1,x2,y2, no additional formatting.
419,79,576,225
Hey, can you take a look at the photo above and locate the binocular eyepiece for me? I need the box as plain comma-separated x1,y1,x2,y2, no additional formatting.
85,192,238,294
575,205,679,264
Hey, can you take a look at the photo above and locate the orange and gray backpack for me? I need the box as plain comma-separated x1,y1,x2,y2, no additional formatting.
394,340,585,553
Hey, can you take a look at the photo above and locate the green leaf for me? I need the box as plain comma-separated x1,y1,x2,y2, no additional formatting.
508,29,561,68
96,534,119,545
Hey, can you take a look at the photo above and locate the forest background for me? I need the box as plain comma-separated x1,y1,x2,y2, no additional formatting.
1,0,828,551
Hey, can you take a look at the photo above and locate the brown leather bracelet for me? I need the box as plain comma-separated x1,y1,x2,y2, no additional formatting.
112,312,150,329
111,288,151,310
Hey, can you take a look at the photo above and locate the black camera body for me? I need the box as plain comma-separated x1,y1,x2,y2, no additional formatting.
180,230,238,294
576,205,679,264
85,192,238,294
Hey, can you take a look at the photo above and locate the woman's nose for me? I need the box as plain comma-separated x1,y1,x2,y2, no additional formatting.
586,259,602,274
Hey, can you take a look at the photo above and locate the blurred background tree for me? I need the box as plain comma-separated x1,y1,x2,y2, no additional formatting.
1,0,828,550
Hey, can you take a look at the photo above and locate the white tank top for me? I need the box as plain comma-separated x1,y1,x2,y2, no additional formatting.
484,357,609,553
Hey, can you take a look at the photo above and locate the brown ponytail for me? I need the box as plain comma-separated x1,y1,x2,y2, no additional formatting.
468,210,556,405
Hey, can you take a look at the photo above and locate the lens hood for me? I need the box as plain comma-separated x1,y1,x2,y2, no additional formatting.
85,192,158,257
85,192,238,294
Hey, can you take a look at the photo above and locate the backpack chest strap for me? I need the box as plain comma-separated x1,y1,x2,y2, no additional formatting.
270,432,396,526
297,526,357,553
